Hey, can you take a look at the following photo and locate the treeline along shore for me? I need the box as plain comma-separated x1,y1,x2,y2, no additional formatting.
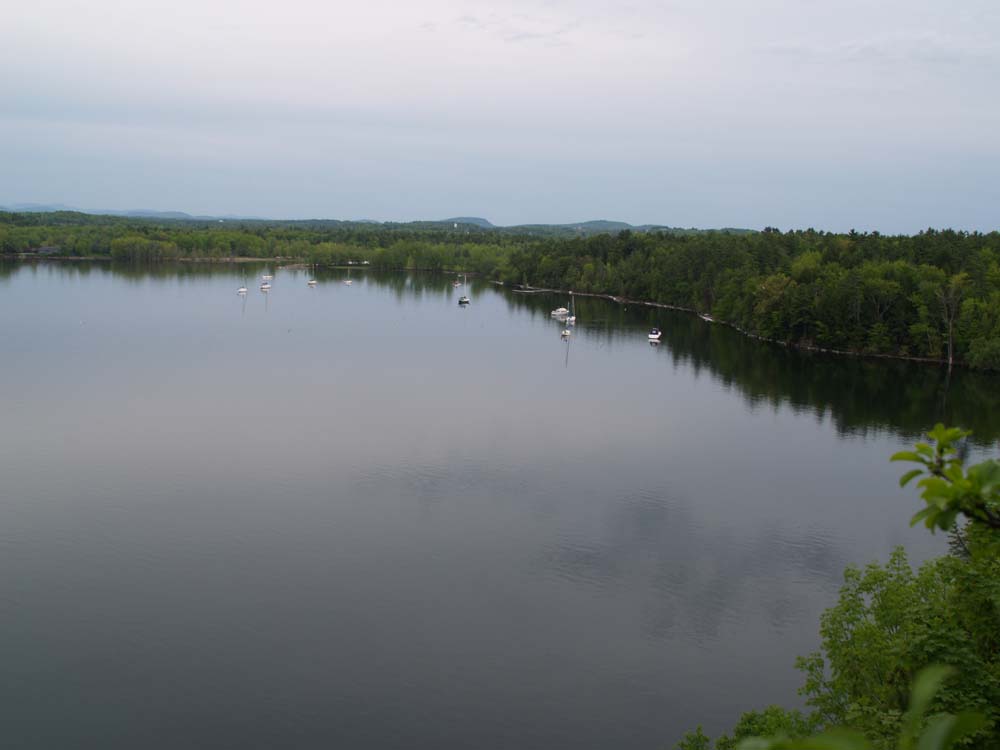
4,210,1000,370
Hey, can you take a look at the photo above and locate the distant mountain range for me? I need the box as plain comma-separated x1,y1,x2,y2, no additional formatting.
0,203,262,221
0,204,752,235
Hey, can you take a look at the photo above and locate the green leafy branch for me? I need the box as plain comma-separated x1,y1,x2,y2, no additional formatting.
892,424,1000,532
734,667,984,750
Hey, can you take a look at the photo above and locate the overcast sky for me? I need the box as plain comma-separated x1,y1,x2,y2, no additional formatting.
2,0,998,230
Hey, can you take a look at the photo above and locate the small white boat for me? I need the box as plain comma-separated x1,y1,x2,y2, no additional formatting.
458,295,470,305
343,279,353,285
551,307,569,317
561,328,571,338
307,279,318,286
260,282,272,291
261,274,273,281
237,286,248,295
566,293,577,324
648,327,662,340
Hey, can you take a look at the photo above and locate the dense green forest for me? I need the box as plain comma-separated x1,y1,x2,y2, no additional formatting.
676,426,1000,750
3,211,999,369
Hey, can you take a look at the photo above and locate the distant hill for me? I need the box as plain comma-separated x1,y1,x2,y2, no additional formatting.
441,217,495,228
509,219,634,235
0,204,752,235
0,204,262,221
120,209,195,219
2,202,77,212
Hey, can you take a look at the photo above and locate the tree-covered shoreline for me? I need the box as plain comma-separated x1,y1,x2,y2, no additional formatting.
4,211,999,369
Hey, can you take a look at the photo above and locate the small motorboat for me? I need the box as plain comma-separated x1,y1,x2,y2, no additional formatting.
261,274,273,281
260,282,272,292
648,328,662,340
237,286,248,295
561,328,571,338
458,295,470,305
343,279,353,285
307,279,318,286
550,307,569,317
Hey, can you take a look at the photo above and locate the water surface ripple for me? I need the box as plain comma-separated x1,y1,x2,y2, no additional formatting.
0,261,992,750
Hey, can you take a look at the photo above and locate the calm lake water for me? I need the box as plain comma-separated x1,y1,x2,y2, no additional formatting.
1,261,997,749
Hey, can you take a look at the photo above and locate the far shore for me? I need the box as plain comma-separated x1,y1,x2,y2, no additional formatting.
5,254,975,371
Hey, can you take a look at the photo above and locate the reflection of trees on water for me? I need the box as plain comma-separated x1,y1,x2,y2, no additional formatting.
0,260,21,282
349,269,463,303
17,261,1000,444
502,286,1000,446
666,320,1000,446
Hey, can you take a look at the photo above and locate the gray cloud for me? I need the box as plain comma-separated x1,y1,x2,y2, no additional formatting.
454,10,581,45
763,30,994,66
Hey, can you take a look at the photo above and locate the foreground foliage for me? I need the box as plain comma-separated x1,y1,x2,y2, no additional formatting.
677,425,1000,750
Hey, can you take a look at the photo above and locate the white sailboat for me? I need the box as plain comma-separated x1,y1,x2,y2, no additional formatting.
458,274,470,305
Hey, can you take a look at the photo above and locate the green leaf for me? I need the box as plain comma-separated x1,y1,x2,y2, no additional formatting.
736,733,870,750
899,469,924,487
891,451,923,463
968,460,1000,494
909,507,933,527
916,712,986,750
901,666,954,743
797,731,871,750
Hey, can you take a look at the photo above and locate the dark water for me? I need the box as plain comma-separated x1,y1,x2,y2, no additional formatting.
1,261,997,749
